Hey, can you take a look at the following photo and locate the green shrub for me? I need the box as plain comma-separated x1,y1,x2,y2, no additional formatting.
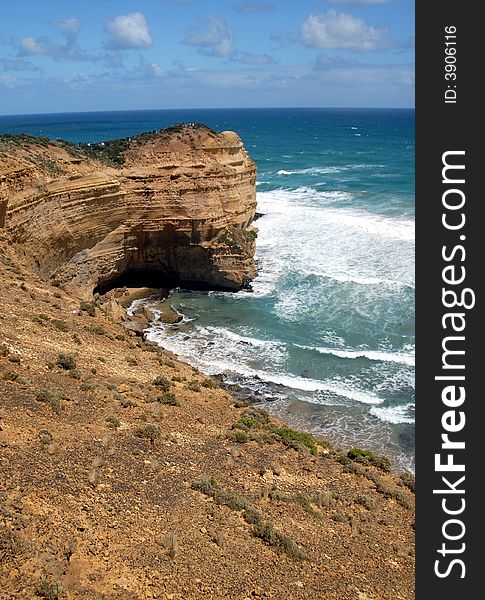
153,375,171,390
229,408,317,455
90,325,107,336
333,510,348,523
105,415,120,429
56,354,77,370
201,377,220,389
399,472,416,493
2,371,18,381
80,301,96,316
135,423,161,443
157,391,179,406
38,429,53,445
233,399,249,408
187,380,201,392
312,491,333,508
347,448,391,473
36,387,64,403
375,483,410,509
243,506,264,526
268,488,315,514
271,427,317,455
119,397,136,408
357,495,376,511
80,383,95,391
52,319,68,332
236,416,263,430
228,431,249,443
164,533,178,559
253,521,305,559
36,577,62,600
192,475,306,558
50,396,61,414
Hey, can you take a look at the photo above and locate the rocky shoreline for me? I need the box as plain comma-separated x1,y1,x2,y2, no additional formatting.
103,286,408,478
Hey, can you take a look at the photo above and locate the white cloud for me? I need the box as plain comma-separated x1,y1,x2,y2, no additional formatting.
0,74,18,89
301,10,395,51
183,15,233,57
18,34,90,61
20,36,46,56
0,58,414,112
105,12,152,49
52,17,81,43
135,58,169,78
17,19,91,62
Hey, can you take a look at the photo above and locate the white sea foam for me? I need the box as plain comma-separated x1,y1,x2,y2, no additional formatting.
296,344,415,366
318,209,414,242
277,166,343,176
203,326,284,350
259,373,384,404
276,164,382,177
370,403,415,424
299,271,414,289
373,368,415,395
254,189,415,299
126,298,148,317
145,325,384,405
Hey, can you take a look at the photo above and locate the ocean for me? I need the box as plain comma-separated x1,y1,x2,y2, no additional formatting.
0,108,415,472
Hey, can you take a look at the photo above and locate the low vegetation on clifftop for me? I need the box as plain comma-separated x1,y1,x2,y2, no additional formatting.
0,232,415,599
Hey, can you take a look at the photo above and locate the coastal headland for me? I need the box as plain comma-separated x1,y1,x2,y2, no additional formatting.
0,125,257,297
0,126,414,599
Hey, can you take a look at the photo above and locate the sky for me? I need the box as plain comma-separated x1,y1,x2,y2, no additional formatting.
0,1,414,115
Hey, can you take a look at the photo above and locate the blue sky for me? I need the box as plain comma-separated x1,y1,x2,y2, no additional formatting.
0,1,414,115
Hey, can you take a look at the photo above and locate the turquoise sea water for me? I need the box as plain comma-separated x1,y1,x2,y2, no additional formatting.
0,108,415,471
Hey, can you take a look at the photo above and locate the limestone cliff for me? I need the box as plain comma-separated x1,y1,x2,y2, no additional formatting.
0,125,257,296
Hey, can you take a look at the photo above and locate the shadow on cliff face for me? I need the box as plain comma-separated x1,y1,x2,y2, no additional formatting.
93,268,252,296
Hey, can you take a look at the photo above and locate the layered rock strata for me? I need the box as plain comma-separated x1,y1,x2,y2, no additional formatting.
0,125,257,296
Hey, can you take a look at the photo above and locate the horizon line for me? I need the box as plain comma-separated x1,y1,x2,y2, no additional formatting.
0,106,416,118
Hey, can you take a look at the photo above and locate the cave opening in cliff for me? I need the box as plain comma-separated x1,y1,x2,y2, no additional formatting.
93,268,233,296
